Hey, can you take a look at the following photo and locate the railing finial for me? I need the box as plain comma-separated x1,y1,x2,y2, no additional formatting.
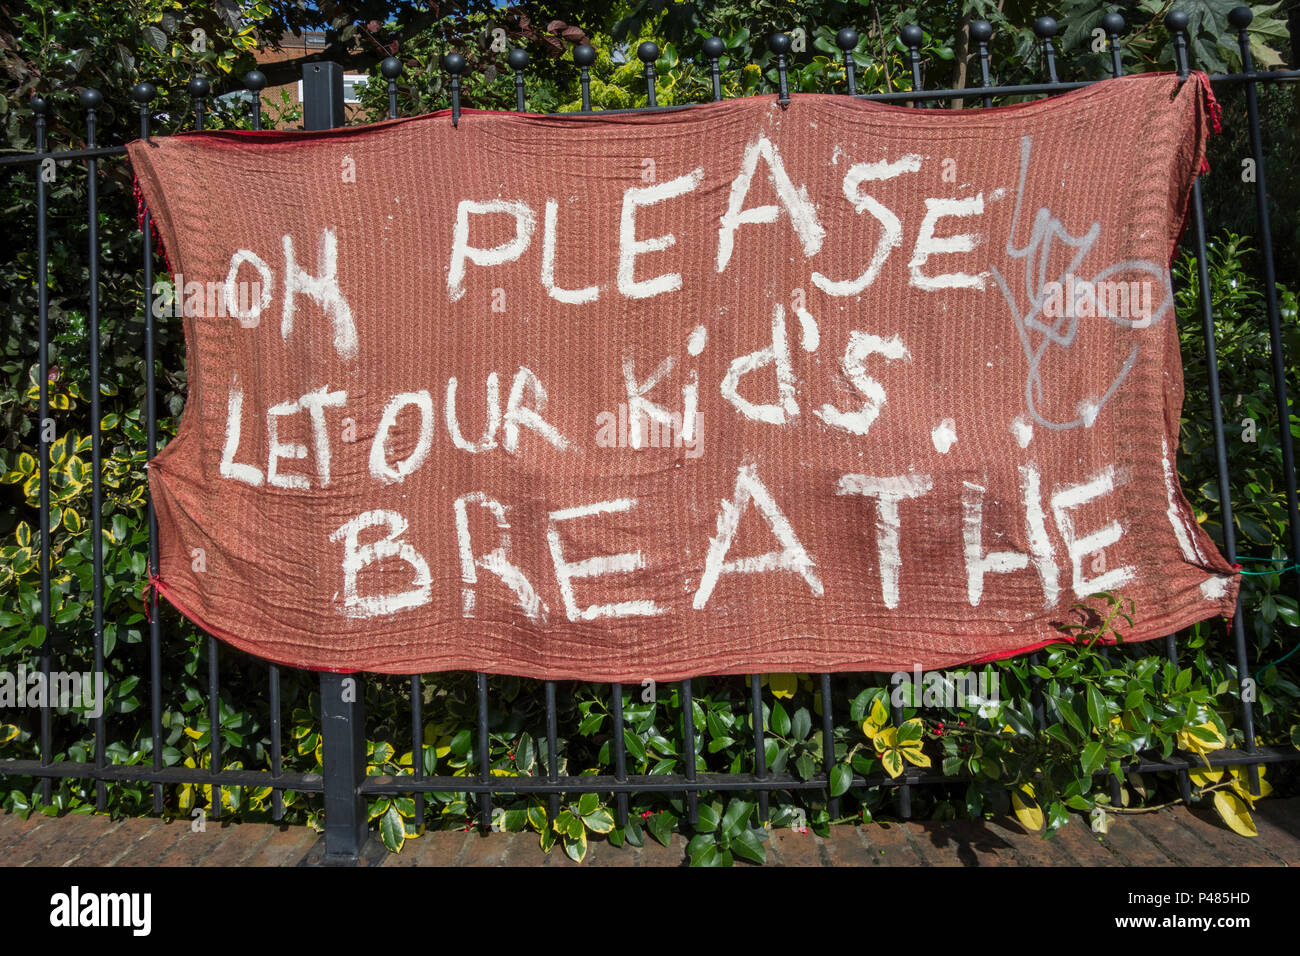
508,48,529,111
637,41,659,107
836,27,859,95
132,83,156,139
1102,12,1126,77
380,57,401,120
444,52,466,126
574,43,596,112
187,76,209,130
900,24,923,103
969,19,994,103
1165,10,1191,77
703,36,724,101
1227,5,1253,28
241,70,266,129
1033,16,1060,84
1228,6,1256,73
769,32,792,106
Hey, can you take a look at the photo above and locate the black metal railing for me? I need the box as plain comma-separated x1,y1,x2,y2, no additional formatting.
3,8,1299,865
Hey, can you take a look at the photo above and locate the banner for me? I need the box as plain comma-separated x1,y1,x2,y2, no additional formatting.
127,72,1236,679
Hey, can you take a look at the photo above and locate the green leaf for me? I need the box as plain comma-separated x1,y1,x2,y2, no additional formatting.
688,837,725,867
515,735,535,773
770,700,791,737
791,707,812,741
1081,740,1106,778
1058,698,1087,739
582,808,615,834
1086,685,1108,731
555,809,583,840
896,718,924,744
881,749,904,779
830,762,853,797
647,810,674,847
623,727,647,760
731,827,766,864
695,802,720,833
795,751,817,781
563,827,588,862
727,26,750,49
720,799,753,836
379,804,406,852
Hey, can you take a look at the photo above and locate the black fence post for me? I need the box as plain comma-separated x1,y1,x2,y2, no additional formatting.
303,61,346,130
303,62,368,864
321,673,367,862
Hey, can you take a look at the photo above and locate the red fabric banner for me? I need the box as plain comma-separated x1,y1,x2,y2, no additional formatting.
127,73,1236,679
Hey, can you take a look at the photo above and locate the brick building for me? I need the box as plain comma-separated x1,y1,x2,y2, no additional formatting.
238,29,371,127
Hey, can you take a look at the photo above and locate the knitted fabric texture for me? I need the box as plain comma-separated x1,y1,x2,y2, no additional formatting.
126,73,1234,679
